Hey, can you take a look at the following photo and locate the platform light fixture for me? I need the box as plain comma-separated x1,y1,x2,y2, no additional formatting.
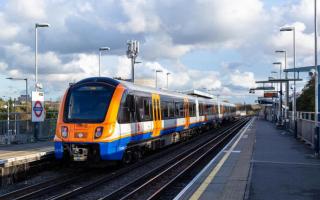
98,47,110,77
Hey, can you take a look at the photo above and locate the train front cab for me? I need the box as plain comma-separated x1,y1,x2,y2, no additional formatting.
54,79,126,162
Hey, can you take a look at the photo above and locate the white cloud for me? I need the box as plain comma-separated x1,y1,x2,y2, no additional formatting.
5,0,47,21
0,13,19,41
117,0,160,33
230,70,256,88
0,61,8,71
0,0,315,103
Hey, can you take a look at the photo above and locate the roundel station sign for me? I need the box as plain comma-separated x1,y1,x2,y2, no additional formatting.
33,101,44,117
32,91,45,122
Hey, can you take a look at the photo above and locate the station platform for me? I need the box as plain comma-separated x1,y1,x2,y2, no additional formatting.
0,141,54,185
175,117,320,200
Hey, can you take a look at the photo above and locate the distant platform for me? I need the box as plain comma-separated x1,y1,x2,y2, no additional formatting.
0,141,54,186
175,117,320,200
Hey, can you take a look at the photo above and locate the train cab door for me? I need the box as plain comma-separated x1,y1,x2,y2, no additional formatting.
184,98,190,129
152,94,162,137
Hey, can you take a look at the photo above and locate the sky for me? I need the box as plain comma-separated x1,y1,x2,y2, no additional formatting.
0,0,317,103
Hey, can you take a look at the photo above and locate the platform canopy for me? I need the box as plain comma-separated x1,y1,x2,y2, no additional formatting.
283,65,318,73
182,89,215,99
256,78,302,83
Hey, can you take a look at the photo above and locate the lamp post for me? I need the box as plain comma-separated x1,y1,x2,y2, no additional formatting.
271,71,278,122
273,62,283,124
166,72,171,89
280,26,297,137
275,50,289,123
35,23,50,91
2,96,10,144
155,70,163,88
98,47,110,77
314,0,319,155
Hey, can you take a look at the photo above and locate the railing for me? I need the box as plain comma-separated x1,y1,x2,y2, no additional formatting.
0,112,57,144
288,111,315,147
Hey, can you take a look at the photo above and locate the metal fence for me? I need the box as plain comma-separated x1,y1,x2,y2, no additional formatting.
0,112,57,144
288,111,315,147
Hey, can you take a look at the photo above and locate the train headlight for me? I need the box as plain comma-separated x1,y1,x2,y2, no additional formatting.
95,127,103,138
61,126,68,138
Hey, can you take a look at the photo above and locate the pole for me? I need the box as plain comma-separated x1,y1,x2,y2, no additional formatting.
99,51,101,77
314,0,319,155
7,100,10,144
131,58,135,83
25,78,29,131
166,73,169,89
156,71,158,88
35,25,38,91
280,63,283,124
285,51,289,124
293,28,297,138
14,99,16,137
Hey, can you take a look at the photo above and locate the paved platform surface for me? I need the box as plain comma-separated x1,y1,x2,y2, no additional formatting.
175,117,320,200
248,119,320,200
0,141,53,167
175,117,255,200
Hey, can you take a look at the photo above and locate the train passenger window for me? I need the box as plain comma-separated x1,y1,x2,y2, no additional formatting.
118,93,135,124
161,101,169,119
199,103,203,115
189,102,196,117
175,101,183,118
135,96,144,122
189,103,193,117
166,101,172,118
203,104,208,115
220,105,224,113
143,98,152,121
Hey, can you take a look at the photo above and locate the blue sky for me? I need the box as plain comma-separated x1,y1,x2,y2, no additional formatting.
0,0,317,103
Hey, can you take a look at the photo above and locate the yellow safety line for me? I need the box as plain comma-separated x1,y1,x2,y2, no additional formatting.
189,118,254,200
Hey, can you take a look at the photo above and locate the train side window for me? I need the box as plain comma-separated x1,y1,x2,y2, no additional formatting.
167,101,174,118
189,102,196,117
118,93,135,124
143,98,152,121
189,102,193,117
175,101,183,118
161,101,169,119
199,103,203,115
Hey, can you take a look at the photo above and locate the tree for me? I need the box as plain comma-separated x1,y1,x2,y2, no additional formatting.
297,76,315,112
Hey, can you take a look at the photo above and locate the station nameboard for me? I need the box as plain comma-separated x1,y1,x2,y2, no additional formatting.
264,92,278,98
32,91,45,122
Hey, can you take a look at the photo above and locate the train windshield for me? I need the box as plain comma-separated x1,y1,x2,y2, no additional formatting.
64,84,115,123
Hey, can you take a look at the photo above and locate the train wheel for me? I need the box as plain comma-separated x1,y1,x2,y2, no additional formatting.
133,149,142,161
122,150,133,165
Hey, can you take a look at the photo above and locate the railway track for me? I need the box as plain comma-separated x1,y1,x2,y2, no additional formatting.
98,117,250,200
0,118,246,200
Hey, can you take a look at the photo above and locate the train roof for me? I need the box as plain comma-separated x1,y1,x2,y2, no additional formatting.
74,77,235,107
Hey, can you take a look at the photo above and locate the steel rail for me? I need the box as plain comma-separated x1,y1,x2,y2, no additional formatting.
47,119,245,200
99,118,249,200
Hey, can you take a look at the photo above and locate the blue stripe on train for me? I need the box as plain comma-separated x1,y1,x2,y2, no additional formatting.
54,122,212,161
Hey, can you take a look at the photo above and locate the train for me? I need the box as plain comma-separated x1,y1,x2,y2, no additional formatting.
54,77,237,163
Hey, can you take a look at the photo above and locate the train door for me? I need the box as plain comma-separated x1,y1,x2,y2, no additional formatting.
152,94,162,137
184,98,190,129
